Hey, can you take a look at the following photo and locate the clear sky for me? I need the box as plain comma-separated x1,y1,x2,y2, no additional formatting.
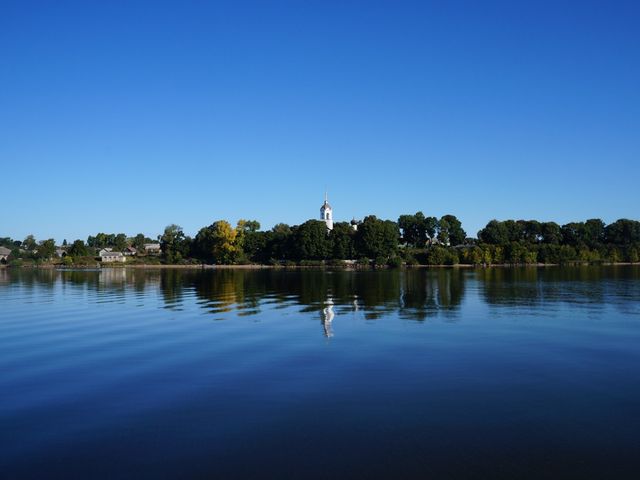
2,0,639,243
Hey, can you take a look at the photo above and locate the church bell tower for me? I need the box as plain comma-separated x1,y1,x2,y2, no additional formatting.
320,193,333,231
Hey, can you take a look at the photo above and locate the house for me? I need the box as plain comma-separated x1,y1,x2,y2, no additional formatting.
100,251,125,263
144,243,161,255
0,246,11,263
55,248,67,258
123,246,137,256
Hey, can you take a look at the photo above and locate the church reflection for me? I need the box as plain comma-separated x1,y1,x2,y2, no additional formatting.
320,295,335,338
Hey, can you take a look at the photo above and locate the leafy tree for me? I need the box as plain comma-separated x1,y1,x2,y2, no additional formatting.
114,233,128,252
561,222,585,247
68,239,88,257
293,220,332,260
356,215,399,259
440,214,466,245
478,220,509,245
195,220,239,264
23,235,37,251
583,219,605,247
132,234,147,251
160,224,191,263
424,216,438,240
234,220,264,262
398,212,424,246
35,239,56,259
263,223,293,262
540,222,562,244
605,219,640,245
522,220,542,243
331,222,356,259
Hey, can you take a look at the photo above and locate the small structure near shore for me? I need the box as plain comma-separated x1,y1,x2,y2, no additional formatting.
0,246,11,263
144,243,161,255
99,250,125,263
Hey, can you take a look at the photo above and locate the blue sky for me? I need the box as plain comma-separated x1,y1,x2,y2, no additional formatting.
1,1,639,243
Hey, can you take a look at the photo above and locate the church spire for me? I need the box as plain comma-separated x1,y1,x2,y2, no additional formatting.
320,192,333,231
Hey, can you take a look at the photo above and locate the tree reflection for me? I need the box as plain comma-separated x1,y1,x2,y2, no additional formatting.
5,266,640,336
399,269,466,321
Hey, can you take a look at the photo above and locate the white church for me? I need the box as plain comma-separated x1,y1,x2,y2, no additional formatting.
320,194,358,232
320,193,334,231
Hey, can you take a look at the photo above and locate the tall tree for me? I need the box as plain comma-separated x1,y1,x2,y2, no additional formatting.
293,220,332,260
68,239,88,257
356,216,399,259
160,224,191,263
195,221,239,264
440,214,466,245
22,235,37,251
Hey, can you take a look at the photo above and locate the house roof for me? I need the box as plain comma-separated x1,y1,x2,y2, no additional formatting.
0,246,11,255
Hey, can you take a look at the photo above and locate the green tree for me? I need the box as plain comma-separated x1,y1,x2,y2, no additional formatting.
22,235,37,251
440,214,466,245
605,219,640,245
398,212,428,246
583,219,605,248
68,239,88,257
132,233,147,251
35,239,56,259
356,215,399,259
160,224,191,263
195,220,239,264
424,216,438,241
331,222,356,259
235,220,263,262
540,222,562,244
478,220,509,245
294,220,332,260
114,233,128,252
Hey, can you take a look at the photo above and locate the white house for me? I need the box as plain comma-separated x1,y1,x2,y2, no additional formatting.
144,243,161,255
100,251,125,263
0,246,11,263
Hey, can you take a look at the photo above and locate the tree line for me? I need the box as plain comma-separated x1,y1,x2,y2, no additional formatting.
2,214,640,266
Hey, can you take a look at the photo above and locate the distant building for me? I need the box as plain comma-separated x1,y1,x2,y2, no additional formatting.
123,246,137,256
320,193,333,231
0,246,11,263
55,248,67,258
350,218,359,231
100,251,125,263
144,243,161,255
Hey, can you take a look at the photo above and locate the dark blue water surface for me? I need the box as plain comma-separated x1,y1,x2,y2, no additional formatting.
1,267,640,479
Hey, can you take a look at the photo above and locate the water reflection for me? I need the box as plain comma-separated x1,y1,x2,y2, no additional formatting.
475,266,640,315
321,295,335,338
2,266,640,335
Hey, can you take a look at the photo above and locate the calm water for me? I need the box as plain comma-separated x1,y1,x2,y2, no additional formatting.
1,267,640,479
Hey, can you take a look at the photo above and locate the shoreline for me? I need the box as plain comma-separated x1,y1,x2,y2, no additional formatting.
3,262,640,270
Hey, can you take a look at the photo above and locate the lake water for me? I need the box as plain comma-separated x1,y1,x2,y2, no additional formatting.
1,266,640,479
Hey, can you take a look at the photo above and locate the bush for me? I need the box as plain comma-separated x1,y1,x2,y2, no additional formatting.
299,260,324,267
326,259,347,267
388,256,403,268
426,246,447,265
357,257,371,267
374,256,388,267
